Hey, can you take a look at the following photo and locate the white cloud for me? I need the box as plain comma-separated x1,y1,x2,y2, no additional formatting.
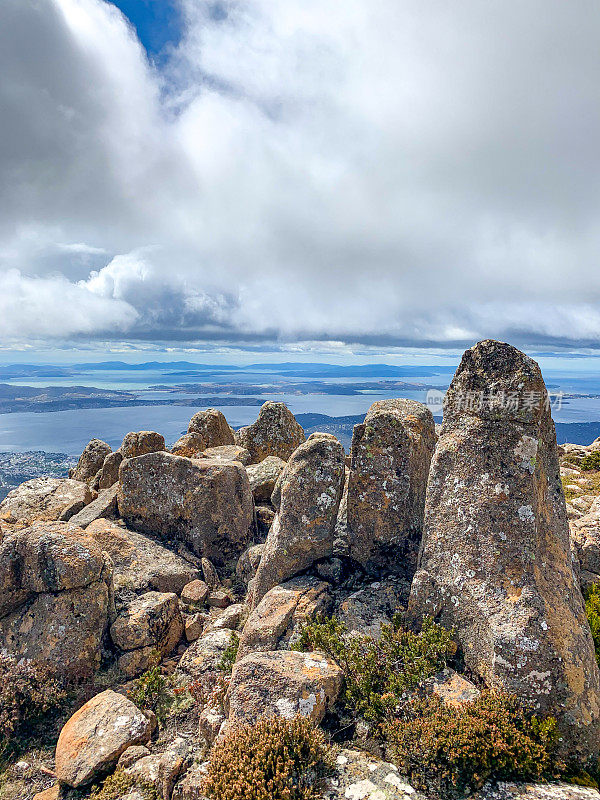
0,269,137,340
1,0,600,348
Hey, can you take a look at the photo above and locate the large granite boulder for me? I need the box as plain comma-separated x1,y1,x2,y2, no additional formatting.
71,438,112,484
248,435,345,608
0,477,93,524
235,401,305,463
55,689,152,787
187,408,234,448
408,339,600,762
84,519,199,594
347,399,435,577
0,522,112,674
120,430,166,459
118,451,254,572
111,591,183,676
225,649,343,728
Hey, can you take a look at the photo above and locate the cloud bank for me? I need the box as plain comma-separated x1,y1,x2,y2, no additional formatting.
2,0,600,349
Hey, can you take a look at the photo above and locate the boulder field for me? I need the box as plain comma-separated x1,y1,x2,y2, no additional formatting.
2,351,600,799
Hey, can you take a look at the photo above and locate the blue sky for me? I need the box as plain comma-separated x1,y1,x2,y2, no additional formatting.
108,0,182,58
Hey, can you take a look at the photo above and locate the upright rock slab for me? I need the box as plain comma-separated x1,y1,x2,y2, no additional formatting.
248,435,345,608
236,401,305,463
118,451,254,572
408,339,600,761
347,399,435,577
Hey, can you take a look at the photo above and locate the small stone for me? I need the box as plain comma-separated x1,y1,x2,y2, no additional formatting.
181,580,209,606
208,590,231,608
185,612,205,642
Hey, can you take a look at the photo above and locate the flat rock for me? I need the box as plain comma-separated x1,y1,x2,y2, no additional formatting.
118,452,254,572
0,477,92,524
235,401,305,463
68,484,118,528
472,783,600,800
225,649,343,728
202,444,252,465
85,519,199,594
322,749,419,799
238,575,332,660
55,689,152,787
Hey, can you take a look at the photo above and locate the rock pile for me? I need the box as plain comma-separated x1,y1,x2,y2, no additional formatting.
2,350,600,798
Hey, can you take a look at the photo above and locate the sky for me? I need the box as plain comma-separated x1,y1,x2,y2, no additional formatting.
2,0,600,358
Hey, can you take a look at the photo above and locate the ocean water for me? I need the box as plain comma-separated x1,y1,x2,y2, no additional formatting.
1,364,600,455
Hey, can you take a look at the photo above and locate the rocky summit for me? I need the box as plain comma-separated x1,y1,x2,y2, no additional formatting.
3,358,600,800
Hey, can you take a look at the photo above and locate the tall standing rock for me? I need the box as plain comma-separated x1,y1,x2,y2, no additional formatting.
248,435,345,608
408,340,600,762
235,402,305,463
347,399,435,577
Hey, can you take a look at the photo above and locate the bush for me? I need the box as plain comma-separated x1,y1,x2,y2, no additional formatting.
219,632,239,673
585,583,600,665
128,664,172,725
580,452,600,471
0,654,69,758
90,767,157,799
202,716,332,800
293,614,456,722
386,691,560,799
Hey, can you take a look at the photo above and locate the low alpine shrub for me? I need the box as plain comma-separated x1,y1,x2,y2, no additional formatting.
218,631,239,673
386,691,560,799
585,583,600,665
580,451,600,471
0,653,69,758
89,767,157,799
128,663,172,725
202,716,332,800
294,614,456,722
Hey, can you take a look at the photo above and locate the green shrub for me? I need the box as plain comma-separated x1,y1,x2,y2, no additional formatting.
90,767,157,799
293,614,456,722
0,654,69,758
219,632,240,673
128,664,172,725
585,583,600,665
580,452,600,471
202,716,332,800
386,691,560,799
